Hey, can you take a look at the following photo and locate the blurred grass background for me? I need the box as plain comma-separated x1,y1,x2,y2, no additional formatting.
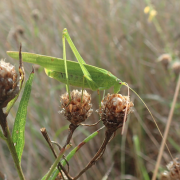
0,0,180,179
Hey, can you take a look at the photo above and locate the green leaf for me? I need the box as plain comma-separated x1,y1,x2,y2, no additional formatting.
12,70,34,162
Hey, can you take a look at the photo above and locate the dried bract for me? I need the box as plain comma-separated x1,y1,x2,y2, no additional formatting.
0,60,19,108
60,90,93,125
98,94,134,132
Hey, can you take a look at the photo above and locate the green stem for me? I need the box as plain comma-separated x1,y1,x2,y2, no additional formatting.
0,109,25,180
6,125,26,180
45,147,66,180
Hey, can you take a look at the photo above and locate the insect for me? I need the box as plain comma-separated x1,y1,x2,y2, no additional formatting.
7,28,123,98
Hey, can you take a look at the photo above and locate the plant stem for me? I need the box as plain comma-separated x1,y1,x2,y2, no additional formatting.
73,130,112,180
6,127,26,180
45,147,66,180
0,109,25,180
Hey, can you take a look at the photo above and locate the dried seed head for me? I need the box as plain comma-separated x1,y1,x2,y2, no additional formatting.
31,9,41,21
16,26,24,36
0,60,19,108
60,90,93,125
158,54,172,69
98,94,134,132
166,158,180,180
160,171,170,180
172,61,180,75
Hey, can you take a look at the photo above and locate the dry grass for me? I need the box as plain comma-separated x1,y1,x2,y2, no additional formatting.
0,0,180,179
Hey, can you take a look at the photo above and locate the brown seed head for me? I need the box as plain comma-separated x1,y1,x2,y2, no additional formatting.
98,94,134,132
167,158,180,180
172,61,180,75
0,60,19,108
158,54,172,69
60,90,93,125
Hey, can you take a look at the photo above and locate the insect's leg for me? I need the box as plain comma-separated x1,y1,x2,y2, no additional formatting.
62,30,71,101
97,89,101,107
62,28,97,91
81,75,85,104
103,90,105,100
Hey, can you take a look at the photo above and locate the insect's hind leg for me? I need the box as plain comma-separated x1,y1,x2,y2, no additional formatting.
63,28,98,91
97,89,102,107
62,29,71,101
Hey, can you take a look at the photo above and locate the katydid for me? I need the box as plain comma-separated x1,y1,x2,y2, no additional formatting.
7,29,123,95
6,29,174,156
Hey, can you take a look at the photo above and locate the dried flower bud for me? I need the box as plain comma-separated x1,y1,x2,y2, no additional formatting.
172,61,180,75
158,54,172,70
166,158,180,180
98,94,134,132
0,60,19,108
60,90,93,125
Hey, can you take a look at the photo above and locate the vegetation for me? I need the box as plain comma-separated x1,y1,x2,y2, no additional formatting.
0,0,180,179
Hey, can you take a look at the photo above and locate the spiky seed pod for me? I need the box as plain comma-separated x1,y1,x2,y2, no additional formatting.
166,158,180,180
158,54,172,69
172,61,180,75
0,60,19,108
60,90,93,126
98,94,134,132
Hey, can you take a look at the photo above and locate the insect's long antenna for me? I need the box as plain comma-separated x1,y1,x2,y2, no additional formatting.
121,82,174,160
121,83,130,135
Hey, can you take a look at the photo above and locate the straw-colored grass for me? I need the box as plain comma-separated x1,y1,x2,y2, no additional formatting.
0,0,180,179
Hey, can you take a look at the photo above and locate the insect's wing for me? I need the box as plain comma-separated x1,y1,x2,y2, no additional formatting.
7,51,64,72
7,51,40,64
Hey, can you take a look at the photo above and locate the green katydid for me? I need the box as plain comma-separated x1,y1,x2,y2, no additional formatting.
7,28,174,158
7,28,123,98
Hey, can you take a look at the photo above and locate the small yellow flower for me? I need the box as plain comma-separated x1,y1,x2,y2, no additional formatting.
144,6,150,14
150,9,157,17
148,9,157,22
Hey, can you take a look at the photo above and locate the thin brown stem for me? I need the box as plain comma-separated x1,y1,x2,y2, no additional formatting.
152,74,180,180
63,124,78,148
40,128,73,180
73,130,113,180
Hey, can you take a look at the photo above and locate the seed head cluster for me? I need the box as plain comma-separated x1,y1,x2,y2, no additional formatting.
0,60,19,108
98,94,134,132
60,90,93,125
